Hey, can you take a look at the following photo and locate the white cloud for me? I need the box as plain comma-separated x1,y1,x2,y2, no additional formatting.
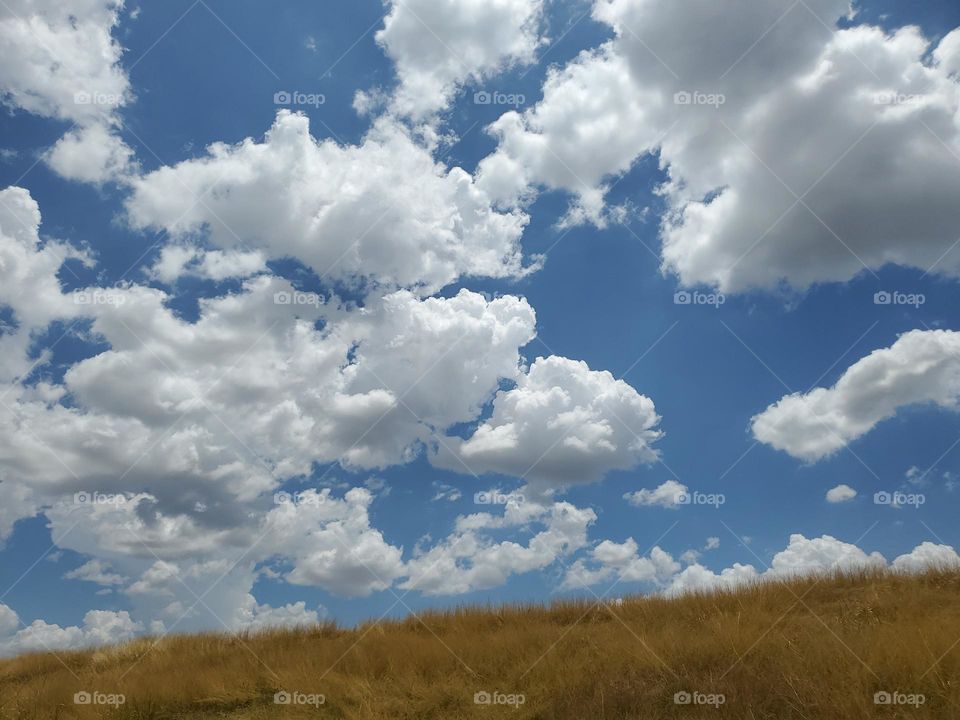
768,534,886,576
891,542,960,572
403,500,595,595
126,112,533,294
623,479,685,508
561,538,679,590
375,0,544,118
479,0,960,291
0,606,141,657
433,355,661,490
825,484,857,503
263,488,405,597
752,330,960,462
0,0,135,183
705,536,720,550
233,595,322,631
65,559,127,586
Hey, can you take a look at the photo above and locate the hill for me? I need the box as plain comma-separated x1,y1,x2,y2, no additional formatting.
2,568,959,718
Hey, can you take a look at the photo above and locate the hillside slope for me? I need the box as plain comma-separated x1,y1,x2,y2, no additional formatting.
2,569,959,719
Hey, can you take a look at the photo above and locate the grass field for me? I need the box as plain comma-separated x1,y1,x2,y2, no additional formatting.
2,568,959,719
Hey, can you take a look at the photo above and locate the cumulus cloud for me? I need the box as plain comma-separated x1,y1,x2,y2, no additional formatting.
0,0,135,183
561,539,679,590
126,112,533,294
433,355,661,489
479,0,960,291
402,499,596,595
233,595,323,631
623,479,686,508
825,484,857,503
891,542,960,572
65,559,127,586
375,0,544,118
752,330,960,462
0,605,141,657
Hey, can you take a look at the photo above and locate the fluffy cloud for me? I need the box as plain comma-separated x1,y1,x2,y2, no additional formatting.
767,534,886,576
752,330,960,462
561,538,679,590
433,355,661,489
65,559,127,586
623,479,685,508
233,595,322,632
0,0,134,183
479,0,960,291
891,542,960,572
402,499,596,595
263,488,405,597
126,112,532,294
0,605,141,657
825,484,857,503
375,0,544,118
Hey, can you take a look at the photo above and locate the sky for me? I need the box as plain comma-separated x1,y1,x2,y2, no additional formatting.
0,0,960,655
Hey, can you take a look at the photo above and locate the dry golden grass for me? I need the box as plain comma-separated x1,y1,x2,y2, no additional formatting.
2,568,960,718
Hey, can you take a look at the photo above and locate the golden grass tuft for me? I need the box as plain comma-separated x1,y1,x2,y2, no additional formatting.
2,568,960,718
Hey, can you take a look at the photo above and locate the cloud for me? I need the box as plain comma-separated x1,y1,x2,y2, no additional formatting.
623,479,686,508
478,0,960,291
64,559,127,586
375,0,544,119
0,0,135,183
767,534,886,576
825,484,857,503
561,539,679,590
233,595,323,632
126,111,533,294
0,605,141,657
752,330,960,462
433,355,662,490
891,542,960,572
402,500,596,595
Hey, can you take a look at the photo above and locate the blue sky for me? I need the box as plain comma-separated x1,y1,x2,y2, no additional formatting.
0,0,960,653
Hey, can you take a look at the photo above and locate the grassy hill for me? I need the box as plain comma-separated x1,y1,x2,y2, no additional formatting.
2,568,959,719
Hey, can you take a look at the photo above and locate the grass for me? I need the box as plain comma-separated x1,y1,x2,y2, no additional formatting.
2,568,960,718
